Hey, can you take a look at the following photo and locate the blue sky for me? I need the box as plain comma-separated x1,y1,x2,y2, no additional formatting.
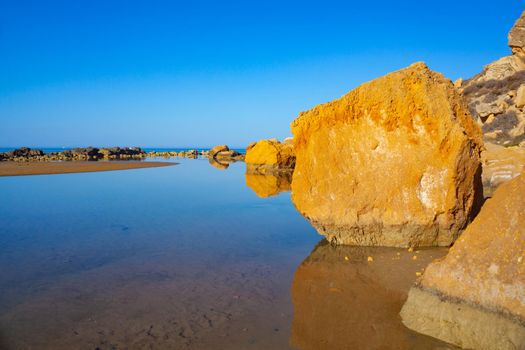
0,1,523,148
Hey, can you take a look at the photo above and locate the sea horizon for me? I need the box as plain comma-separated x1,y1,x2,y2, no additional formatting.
0,146,247,154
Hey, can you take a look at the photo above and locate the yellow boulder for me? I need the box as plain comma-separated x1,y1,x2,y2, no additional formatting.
245,139,295,174
291,62,483,247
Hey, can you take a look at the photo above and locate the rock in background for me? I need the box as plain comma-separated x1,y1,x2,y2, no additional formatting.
291,62,483,248
245,139,295,175
208,145,244,162
0,147,146,161
400,171,525,350
460,11,525,146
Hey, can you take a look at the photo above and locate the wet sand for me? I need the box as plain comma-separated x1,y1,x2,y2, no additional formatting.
0,161,177,176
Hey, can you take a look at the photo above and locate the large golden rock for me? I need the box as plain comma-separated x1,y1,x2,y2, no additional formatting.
291,62,483,247
245,139,295,174
401,171,525,350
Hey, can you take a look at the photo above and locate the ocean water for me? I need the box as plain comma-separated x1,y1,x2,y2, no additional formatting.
0,157,456,349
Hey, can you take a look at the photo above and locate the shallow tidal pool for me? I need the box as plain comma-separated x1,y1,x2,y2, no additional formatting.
0,157,457,349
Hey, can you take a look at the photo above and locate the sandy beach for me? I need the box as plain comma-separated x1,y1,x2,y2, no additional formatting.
0,161,177,177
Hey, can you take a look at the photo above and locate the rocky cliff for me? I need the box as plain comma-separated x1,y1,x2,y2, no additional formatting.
460,11,525,146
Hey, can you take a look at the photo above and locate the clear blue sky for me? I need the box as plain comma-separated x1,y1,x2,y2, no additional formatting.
1,1,523,148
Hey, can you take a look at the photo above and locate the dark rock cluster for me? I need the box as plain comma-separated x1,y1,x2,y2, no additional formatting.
0,147,147,162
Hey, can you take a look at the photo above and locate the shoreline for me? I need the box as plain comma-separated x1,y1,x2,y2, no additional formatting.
0,161,177,177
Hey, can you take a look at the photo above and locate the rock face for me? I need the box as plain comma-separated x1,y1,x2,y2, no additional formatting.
400,171,525,350
245,172,292,198
509,11,525,55
290,241,451,350
482,142,525,197
291,62,483,247
460,11,525,146
245,139,295,174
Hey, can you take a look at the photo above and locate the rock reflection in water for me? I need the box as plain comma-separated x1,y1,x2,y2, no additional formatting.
208,157,230,169
245,172,292,198
289,240,457,350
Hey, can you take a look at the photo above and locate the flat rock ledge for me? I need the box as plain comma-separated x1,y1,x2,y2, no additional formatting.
401,287,525,350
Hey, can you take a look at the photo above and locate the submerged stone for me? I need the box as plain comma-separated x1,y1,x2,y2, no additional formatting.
400,171,525,350
291,62,483,247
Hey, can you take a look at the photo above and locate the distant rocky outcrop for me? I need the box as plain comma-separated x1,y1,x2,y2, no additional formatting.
459,11,525,146
147,150,208,158
291,62,484,247
245,139,295,175
245,172,292,197
208,145,244,162
401,171,525,350
3,147,44,159
0,147,147,161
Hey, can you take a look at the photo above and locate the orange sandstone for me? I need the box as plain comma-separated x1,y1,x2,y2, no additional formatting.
401,171,525,349
291,62,483,247
245,139,295,174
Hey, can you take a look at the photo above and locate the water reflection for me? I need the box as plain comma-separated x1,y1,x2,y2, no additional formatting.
208,157,230,169
289,240,456,350
0,157,459,349
245,172,292,198
0,158,319,349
